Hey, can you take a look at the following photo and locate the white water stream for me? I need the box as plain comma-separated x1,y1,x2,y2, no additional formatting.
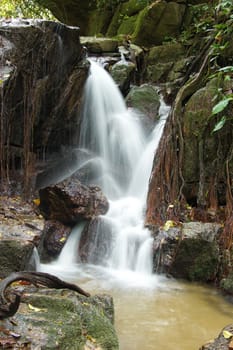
39,61,233,349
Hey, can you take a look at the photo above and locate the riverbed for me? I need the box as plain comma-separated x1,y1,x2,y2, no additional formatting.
40,262,233,350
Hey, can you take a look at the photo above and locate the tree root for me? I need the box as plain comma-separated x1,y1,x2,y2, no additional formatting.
0,271,90,320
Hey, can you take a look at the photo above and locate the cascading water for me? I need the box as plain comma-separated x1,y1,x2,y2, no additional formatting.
38,61,233,350
39,60,170,286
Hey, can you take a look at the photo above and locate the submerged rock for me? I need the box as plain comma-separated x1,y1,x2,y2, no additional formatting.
39,178,109,225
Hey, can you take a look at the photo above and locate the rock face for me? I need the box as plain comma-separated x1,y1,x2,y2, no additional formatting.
0,19,89,193
39,178,109,225
1,288,118,349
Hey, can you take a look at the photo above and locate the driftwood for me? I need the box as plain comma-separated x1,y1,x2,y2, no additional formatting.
0,271,90,320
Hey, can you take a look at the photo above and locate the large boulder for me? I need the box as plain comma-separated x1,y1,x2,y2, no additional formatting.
0,19,89,193
126,84,161,127
132,1,186,46
182,77,233,207
153,222,222,281
39,178,109,225
1,288,118,349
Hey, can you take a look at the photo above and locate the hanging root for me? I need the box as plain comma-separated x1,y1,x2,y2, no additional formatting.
0,271,90,320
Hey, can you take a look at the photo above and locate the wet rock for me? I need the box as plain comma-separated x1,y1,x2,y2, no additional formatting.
153,222,222,281
126,84,161,129
79,217,114,264
110,61,135,96
38,220,72,261
80,36,118,54
0,19,89,192
1,288,118,349
200,324,233,350
39,178,109,225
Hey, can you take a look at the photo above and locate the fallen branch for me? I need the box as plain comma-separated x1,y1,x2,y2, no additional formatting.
0,271,90,320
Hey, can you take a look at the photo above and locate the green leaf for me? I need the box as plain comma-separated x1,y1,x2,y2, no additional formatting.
212,116,226,132
212,97,233,115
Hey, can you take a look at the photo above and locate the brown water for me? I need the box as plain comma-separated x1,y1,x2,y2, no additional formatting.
41,263,233,350
113,282,233,350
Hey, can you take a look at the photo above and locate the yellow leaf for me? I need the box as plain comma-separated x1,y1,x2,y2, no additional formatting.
163,220,175,231
223,330,233,339
60,237,66,243
28,303,46,312
33,198,40,206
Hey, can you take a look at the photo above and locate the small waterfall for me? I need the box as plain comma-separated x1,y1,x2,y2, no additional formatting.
39,60,170,287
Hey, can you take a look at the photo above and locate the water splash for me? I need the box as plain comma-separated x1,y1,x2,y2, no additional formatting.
39,60,170,288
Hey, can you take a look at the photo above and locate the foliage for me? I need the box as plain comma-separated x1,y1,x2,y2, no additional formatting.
0,0,54,19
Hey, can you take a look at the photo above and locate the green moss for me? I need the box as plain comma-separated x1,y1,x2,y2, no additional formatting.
121,0,149,17
15,291,118,349
117,14,137,35
171,238,219,281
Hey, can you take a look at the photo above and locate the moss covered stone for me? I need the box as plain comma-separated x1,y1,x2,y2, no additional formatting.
126,84,160,122
132,1,186,46
170,237,219,281
12,289,119,349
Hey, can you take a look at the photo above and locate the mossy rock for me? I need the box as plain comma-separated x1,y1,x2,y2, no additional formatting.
0,240,34,278
11,289,118,349
110,62,135,95
80,37,118,53
147,43,185,64
170,238,219,281
132,1,186,46
146,62,174,83
117,14,138,36
120,0,149,17
126,84,160,122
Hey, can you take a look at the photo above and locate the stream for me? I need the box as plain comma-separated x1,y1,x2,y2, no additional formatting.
38,59,233,349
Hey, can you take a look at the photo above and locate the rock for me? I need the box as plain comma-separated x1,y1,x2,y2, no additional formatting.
0,19,89,193
0,240,35,278
39,178,109,225
132,1,186,46
182,77,233,207
110,61,135,96
80,36,118,54
79,217,114,264
126,84,161,127
38,220,72,261
153,222,222,281
145,43,186,83
200,324,233,350
1,288,118,349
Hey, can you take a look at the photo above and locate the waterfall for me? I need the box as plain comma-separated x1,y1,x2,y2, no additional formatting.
39,60,170,287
